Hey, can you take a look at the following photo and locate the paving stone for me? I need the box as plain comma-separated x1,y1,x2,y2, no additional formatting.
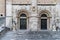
0,30,60,40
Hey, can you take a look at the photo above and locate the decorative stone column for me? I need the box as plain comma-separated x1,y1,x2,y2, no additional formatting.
6,0,13,30
29,0,38,31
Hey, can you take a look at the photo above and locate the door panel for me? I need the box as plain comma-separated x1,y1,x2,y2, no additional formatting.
41,19,47,30
20,18,27,29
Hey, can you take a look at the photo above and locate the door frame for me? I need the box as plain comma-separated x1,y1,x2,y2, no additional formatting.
40,17,50,30
41,17,47,30
20,17,27,30
17,15,28,30
38,10,52,31
16,10,29,30
41,19,47,30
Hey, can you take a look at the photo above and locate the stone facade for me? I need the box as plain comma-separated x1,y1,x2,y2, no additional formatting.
0,0,5,17
0,0,60,31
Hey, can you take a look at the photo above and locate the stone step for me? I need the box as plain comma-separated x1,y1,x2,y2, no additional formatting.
14,31,60,40
1,30,60,40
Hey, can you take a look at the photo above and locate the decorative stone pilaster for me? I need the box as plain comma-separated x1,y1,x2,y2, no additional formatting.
6,0,13,29
29,17,38,31
29,0,38,31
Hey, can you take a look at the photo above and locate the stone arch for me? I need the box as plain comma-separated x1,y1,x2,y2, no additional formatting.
38,10,52,30
17,9,29,18
39,10,52,18
16,9,29,30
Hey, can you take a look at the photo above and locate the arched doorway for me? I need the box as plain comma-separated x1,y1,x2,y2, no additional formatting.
20,14,27,29
17,10,29,30
41,14,47,30
39,10,52,30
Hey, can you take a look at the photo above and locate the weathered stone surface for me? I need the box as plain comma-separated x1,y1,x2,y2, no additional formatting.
13,31,60,40
13,0,31,4
0,0,5,15
37,0,56,4
1,30,60,40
